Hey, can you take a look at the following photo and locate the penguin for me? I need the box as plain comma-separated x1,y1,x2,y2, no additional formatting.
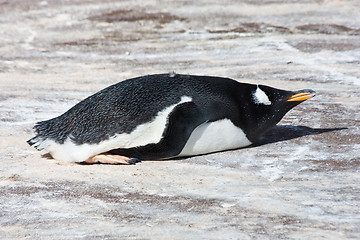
27,73,315,165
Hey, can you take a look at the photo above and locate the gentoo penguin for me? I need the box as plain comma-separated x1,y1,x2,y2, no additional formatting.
28,73,315,164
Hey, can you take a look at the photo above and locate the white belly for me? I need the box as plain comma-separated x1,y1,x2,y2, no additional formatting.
178,118,252,157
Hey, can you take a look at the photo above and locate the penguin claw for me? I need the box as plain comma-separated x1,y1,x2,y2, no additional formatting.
126,160,136,165
131,157,141,163
126,158,141,165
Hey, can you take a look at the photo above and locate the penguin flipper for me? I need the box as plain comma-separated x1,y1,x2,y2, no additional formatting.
108,101,207,160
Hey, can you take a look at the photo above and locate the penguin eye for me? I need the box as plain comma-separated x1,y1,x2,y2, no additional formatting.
252,86,272,105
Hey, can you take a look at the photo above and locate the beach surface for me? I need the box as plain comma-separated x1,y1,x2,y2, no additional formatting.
0,0,359,239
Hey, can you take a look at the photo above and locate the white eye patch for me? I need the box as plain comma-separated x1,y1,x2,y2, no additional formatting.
253,85,272,105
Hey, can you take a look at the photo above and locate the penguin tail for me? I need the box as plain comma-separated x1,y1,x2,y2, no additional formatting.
27,120,56,151
27,135,46,150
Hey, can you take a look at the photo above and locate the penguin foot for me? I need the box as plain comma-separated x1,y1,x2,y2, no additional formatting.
85,154,139,165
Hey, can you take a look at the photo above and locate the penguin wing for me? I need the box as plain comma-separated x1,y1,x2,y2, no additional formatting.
108,101,208,160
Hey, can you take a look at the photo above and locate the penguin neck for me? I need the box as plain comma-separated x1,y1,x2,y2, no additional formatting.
244,105,290,142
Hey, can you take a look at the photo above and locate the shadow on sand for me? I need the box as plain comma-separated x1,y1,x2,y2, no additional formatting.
251,125,347,148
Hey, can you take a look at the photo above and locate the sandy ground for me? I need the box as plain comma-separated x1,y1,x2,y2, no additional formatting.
0,0,359,239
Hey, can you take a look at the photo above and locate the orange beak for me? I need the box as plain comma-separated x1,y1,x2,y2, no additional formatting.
286,91,316,102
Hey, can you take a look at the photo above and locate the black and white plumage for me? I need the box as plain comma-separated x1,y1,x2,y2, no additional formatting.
27,73,315,164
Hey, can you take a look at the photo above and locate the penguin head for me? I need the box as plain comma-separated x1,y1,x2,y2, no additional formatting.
244,84,316,141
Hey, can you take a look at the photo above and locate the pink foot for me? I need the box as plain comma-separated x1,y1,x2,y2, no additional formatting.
84,153,140,165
